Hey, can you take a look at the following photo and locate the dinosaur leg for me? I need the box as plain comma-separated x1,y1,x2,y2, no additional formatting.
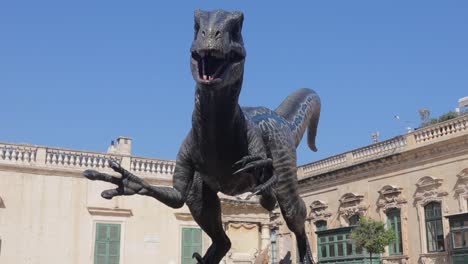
187,173,231,264
274,159,314,264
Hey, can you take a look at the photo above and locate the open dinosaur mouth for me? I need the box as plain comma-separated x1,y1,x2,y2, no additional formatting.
192,50,244,81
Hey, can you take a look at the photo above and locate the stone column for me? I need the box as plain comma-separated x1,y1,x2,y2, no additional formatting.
260,223,270,250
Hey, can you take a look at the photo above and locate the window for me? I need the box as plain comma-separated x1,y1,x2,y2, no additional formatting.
270,229,278,264
425,202,445,252
387,209,403,255
181,227,202,264
316,227,380,263
94,223,121,264
316,220,327,231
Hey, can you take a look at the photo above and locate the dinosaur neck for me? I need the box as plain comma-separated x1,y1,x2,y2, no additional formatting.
192,79,246,151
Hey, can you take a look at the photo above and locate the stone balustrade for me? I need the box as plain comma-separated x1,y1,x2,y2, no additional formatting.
0,143,37,163
301,153,347,175
299,114,468,179
1,115,467,180
130,157,175,175
413,114,467,144
352,136,407,161
0,143,174,180
45,148,122,170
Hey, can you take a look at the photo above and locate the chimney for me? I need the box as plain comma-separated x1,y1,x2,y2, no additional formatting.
459,96,468,113
107,136,132,155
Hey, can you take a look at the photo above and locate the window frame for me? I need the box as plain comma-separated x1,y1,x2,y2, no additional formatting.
181,227,203,264
94,222,122,264
424,202,445,252
386,209,403,256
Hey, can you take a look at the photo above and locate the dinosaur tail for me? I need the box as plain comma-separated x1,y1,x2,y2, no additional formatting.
275,88,321,151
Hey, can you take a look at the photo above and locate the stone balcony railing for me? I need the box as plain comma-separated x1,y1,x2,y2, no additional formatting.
298,114,468,179
2,114,467,181
0,142,176,180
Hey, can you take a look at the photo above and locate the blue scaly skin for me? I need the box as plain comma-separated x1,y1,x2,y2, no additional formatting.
84,10,320,264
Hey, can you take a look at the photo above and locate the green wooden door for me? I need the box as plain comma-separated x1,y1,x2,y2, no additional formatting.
181,228,202,264
94,223,121,264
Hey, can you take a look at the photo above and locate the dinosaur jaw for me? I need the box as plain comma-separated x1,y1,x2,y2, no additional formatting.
191,49,245,85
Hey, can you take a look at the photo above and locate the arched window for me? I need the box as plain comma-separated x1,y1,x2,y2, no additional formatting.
316,220,327,231
387,209,403,255
425,202,445,252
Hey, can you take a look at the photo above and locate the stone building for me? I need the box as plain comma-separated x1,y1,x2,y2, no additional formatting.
0,114,467,264
0,137,270,264
283,114,468,264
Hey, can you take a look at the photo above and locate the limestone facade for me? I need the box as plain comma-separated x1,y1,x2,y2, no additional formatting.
0,114,467,264
292,114,468,263
0,137,269,264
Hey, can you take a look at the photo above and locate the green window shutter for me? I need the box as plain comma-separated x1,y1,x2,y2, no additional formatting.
425,202,445,252
387,209,403,255
94,223,121,264
181,227,202,264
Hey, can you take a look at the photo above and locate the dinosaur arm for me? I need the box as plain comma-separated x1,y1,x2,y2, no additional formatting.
246,120,268,157
144,134,195,208
233,121,271,176
84,133,195,209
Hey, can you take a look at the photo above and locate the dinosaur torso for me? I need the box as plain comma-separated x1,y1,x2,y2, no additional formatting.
85,9,320,264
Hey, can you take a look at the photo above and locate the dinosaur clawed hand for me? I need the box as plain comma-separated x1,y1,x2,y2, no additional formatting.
83,160,150,199
192,252,205,264
245,174,277,199
232,155,272,175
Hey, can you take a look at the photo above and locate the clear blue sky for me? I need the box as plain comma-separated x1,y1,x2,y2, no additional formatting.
1,1,467,165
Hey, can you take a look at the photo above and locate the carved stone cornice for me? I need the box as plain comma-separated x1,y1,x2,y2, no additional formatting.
87,207,133,217
219,193,262,208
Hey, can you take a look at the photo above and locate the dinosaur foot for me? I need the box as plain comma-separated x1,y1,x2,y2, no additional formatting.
232,155,272,175
192,252,205,264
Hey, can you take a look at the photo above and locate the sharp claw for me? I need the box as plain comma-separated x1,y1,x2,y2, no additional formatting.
192,252,204,264
233,155,262,168
233,163,255,175
83,170,99,180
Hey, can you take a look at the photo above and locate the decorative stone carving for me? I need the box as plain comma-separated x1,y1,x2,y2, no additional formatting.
414,176,448,207
377,185,407,211
377,185,409,257
307,200,332,222
454,168,468,211
338,193,367,220
270,210,284,228
413,176,450,254
419,253,449,264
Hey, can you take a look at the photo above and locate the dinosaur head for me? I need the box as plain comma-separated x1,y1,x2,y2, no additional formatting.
190,10,246,88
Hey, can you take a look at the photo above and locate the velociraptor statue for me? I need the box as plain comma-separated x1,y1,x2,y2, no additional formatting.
84,9,320,264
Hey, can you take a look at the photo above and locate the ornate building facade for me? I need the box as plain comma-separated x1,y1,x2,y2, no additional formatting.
0,114,467,264
289,114,468,264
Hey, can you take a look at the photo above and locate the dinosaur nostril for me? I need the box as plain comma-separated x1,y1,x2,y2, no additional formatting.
215,31,221,37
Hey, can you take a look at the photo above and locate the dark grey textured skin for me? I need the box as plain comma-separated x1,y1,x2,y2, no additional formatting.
84,10,320,264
